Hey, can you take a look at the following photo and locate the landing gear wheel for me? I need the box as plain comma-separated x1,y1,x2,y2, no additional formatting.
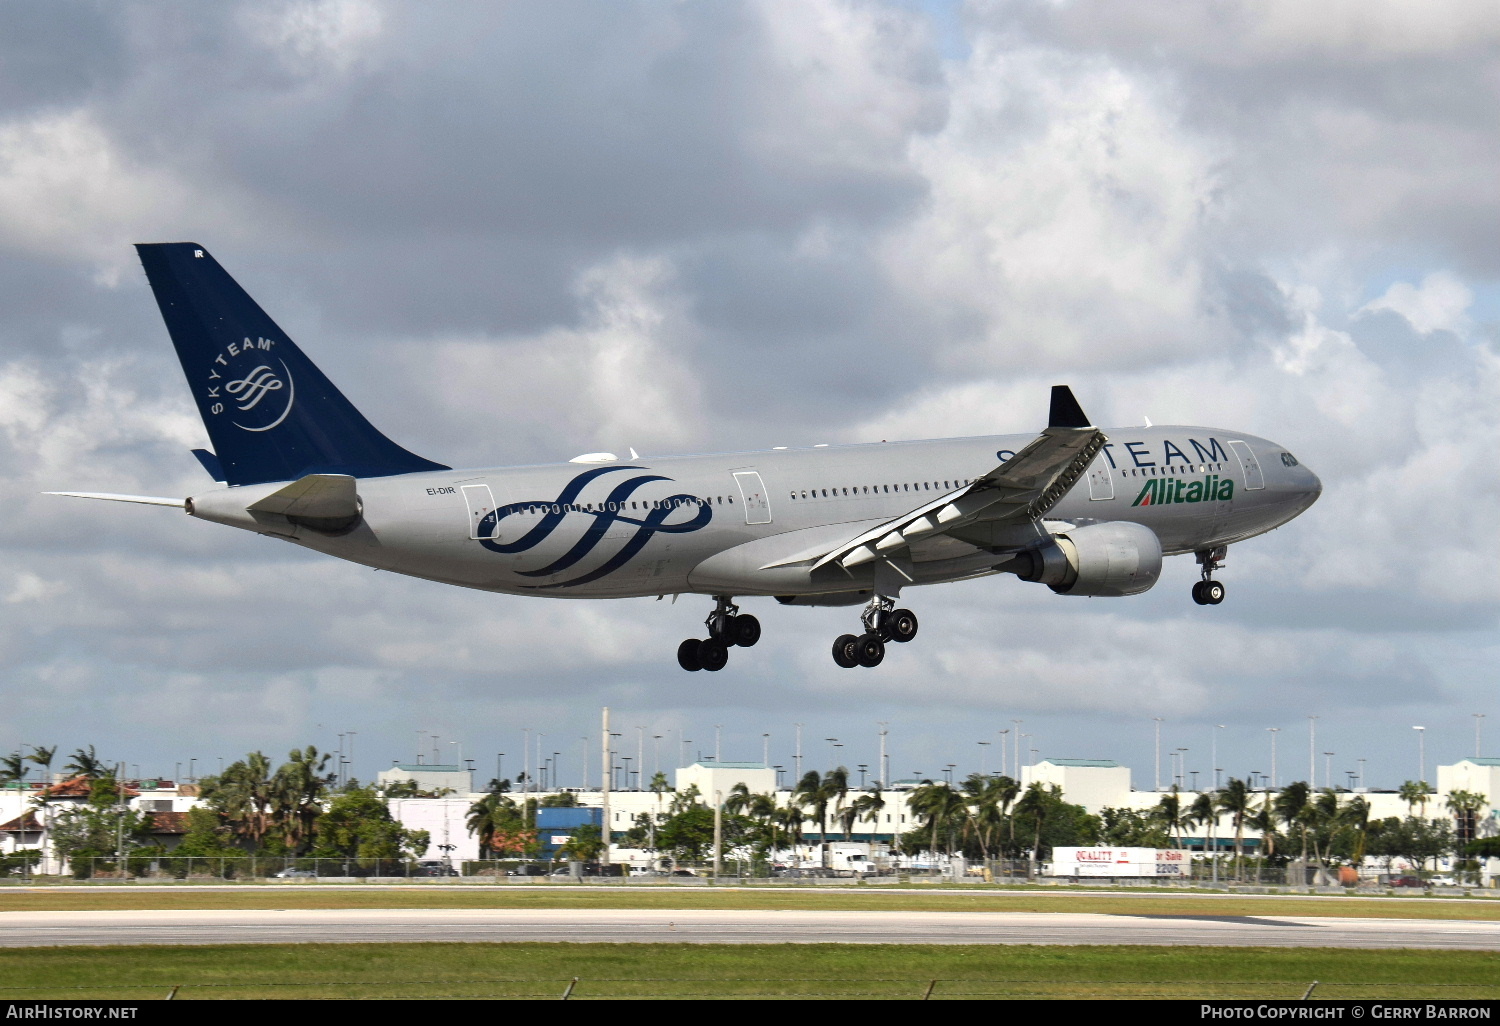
886,608,918,643
697,638,729,672
729,614,761,648
677,639,704,672
1192,580,1226,605
854,632,886,668
832,634,860,669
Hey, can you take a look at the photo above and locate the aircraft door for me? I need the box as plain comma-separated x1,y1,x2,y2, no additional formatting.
461,483,497,539
1086,456,1114,500
732,471,773,525
1227,441,1265,490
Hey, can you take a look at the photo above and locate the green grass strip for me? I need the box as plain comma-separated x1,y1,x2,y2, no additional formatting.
0,943,1496,1000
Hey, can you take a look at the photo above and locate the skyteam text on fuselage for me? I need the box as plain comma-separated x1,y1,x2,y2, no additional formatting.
50,244,1322,672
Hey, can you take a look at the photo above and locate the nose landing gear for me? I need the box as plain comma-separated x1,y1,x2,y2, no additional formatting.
1193,546,1227,605
831,596,918,669
677,596,761,672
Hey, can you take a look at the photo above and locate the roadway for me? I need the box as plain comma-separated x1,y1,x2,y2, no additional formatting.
3,907,1497,949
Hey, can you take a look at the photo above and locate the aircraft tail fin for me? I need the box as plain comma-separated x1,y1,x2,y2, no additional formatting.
135,243,450,487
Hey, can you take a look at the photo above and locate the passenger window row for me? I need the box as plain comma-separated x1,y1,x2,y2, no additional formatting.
787,480,975,501
1120,463,1225,478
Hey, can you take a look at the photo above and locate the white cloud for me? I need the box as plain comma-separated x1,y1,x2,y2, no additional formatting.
239,0,387,77
882,40,1221,371
1359,272,1474,336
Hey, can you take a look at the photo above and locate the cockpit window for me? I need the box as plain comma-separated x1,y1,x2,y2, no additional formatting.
1280,452,1299,467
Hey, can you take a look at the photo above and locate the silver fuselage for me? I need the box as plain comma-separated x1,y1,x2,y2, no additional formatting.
186,425,1320,601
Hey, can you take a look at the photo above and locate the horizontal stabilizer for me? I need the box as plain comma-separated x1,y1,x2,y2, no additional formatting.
246,474,359,520
45,491,186,508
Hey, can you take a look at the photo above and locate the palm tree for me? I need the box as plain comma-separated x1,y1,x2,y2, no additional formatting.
64,746,108,780
747,792,782,859
203,752,275,847
273,747,330,852
0,752,26,790
909,782,965,862
1446,790,1486,849
1214,777,1254,878
1275,781,1312,861
794,771,833,844
1248,792,1277,859
1398,780,1430,819
26,746,57,785
466,792,516,857
1155,787,1187,848
1188,791,1218,860
724,782,754,817
1013,782,1063,875
851,785,887,848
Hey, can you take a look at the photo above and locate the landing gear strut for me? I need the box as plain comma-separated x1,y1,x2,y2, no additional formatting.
1192,546,1227,606
677,596,761,672
832,596,918,669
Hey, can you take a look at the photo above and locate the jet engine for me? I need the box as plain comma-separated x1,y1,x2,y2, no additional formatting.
1006,521,1163,597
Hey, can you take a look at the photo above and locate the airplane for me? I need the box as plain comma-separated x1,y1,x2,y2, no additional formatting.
50,243,1322,672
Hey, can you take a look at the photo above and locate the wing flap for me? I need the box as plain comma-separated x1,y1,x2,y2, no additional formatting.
810,386,1106,572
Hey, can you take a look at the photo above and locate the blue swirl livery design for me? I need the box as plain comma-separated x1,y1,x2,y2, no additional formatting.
476,466,712,588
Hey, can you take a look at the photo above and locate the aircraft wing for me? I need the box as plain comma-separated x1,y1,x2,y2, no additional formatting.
798,386,1106,573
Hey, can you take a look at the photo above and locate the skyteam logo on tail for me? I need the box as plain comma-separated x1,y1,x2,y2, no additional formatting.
1132,475,1233,506
204,337,296,433
476,466,712,589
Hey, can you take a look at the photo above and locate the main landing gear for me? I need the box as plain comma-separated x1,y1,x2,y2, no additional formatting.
1192,546,1227,606
832,597,918,669
677,596,761,672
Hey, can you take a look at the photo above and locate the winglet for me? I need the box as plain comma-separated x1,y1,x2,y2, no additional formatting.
1048,385,1091,429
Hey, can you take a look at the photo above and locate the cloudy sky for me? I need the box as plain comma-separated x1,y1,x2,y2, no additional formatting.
1,0,1496,795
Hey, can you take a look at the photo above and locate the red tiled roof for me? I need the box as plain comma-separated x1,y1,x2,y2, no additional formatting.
37,776,139,799
0,811,42,833
146,811,189,835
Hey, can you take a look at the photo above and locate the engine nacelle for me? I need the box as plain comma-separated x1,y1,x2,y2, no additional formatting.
1008,521,1163,597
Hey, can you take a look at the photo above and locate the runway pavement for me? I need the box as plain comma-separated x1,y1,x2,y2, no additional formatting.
3,907,1498,949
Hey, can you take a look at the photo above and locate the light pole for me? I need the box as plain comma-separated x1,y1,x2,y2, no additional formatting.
1307,716,1318,788
977,740,990,777
762,733,770,767
1476,713,1486,758
579,738,589,789
858,764,868,787
1413,726,1426,783
1324,751,1334,789
1013,720,1023,779
1212,725,1224,789
825,738,839,768
495,753,504,789
1357,758,1366,788
1267,728,1280,788
714,725,722,763
653,734,662,777
1154,717,1163,791
878,722,889,786
998,730,1009,780
794,723,803,782
1175,748,1188,788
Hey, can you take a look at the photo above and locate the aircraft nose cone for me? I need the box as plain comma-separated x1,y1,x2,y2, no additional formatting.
1297,466,1322,511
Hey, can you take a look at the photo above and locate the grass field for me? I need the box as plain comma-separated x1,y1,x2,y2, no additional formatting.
1,885,1496,920
0,942,1496,1000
